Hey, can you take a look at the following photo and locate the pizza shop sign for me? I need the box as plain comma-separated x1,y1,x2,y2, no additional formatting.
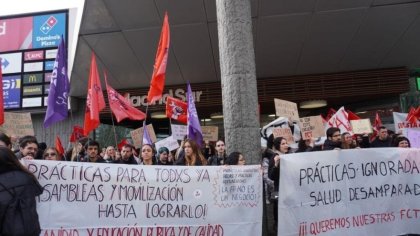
124,88,203,107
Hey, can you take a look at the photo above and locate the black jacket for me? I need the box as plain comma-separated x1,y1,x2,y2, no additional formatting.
370,137,392,148
323,139,342,150
0,170,43,236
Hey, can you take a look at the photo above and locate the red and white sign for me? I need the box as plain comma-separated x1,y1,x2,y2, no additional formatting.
24,50,44,61
0,17,33,51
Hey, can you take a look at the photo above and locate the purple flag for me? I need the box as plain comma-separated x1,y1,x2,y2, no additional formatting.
44,37,69,127
187,82,203,147
143,123,153,145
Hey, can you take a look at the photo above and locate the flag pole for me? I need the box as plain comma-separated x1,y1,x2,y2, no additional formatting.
142,104,150,147
109,111,119,150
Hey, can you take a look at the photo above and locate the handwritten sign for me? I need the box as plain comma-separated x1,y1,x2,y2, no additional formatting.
272,127,294,144
279,148,420,235
171,124,187,140
274,98,299,122
130,124,157,148
350,119,373,134
201,126,218,141
155,135,180,151
25,161,263,235
298,115,325,140
0,112,34,136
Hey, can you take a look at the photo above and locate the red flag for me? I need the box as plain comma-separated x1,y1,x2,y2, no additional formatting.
0,62,4,125
325,108,336,121
117,138,129,151
69,125,85,142
105,72,146,122
166,96,187,124
147,12,170,104
373,112,382,131
55,135,65,156
347,110,361,120
84,53,105,136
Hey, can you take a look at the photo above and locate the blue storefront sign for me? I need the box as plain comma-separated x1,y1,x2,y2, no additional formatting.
3,75,21,109
32,13,66,48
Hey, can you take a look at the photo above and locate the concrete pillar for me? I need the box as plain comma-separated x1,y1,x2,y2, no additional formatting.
216,0,260,164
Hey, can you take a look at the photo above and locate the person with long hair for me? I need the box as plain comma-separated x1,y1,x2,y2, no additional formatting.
140,144,156,165
43,147,62,161
176,139,207,166
0,147,43,235
393,136,411,148
226,152,245,165
0,133,11,149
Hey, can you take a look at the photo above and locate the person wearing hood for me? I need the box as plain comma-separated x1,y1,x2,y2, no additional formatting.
323,127,342,151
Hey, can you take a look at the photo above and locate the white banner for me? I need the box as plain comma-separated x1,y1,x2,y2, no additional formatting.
25,161,262,235
393,112,420,133
155,135,180,152
171,124,187,140
279,148,420,236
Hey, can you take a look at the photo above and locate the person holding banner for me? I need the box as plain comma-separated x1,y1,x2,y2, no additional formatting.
226,151,245,165
157,147,173,165
43,147,61,161
341,132,357,149
116,144,138,165
176,139,207,166
268,137,290,228
393,136,411,148
140,144,156,165
323,127,342,150
84,141,105,163
15,136,39,160
207,140,227,166
370,126,392,148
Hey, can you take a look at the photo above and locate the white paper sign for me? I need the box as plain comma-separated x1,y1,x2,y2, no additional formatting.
25,161,263,235
155,135,180,151
171,124,187,140
350,118,373,134
274,98,299,122
278,148,420,236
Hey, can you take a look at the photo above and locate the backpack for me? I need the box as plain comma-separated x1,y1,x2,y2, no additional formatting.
0,181,41,236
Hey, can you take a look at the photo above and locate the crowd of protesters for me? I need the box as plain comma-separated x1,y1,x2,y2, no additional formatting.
0,123,414,234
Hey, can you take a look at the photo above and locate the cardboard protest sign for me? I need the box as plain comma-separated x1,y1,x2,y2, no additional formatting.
25,161,263,235
272,127,294,144
274,98,299,122
279,148,420,235
130,124,157,148
201,126,218,141
393,112,420,133
171,124,187,140
0,112,34,136
350,119,373,134
298,115,325,140
154,135,180,151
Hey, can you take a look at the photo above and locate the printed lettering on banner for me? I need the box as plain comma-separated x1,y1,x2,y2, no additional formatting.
298,115,325,140
350,119,373,134
171,124,187,140
201,126,218,141
155,136,180,151
23,161,263,235
274,98,299,122
278,148,420,236
130,124,157,148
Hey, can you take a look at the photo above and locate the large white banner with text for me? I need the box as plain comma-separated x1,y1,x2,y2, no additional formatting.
25,161,262,236
279,148,420,236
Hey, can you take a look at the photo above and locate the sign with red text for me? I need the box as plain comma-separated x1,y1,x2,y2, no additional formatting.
393,112,420,134
279,148,420,236
24,161,263,235
298,115,325,140
274,98,299,122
